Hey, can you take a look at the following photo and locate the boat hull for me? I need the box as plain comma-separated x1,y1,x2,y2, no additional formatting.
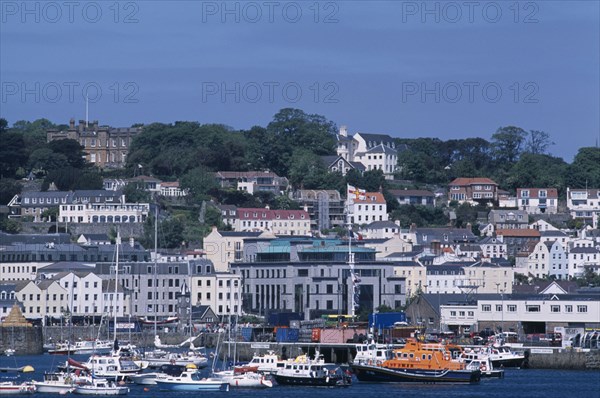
73,386,129,395
32,383,74,394
155,380,229,392
491,357,525,368
273,374,350,387
351,364,480,384
0,383,36,395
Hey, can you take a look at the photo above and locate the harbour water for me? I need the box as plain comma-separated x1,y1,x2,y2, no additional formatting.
1,354,598,398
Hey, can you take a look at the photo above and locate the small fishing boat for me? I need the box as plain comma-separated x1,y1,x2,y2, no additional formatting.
4,349,15,357
73,379,128,395
0,382,36,395
460,348,504,378
155,365,229,392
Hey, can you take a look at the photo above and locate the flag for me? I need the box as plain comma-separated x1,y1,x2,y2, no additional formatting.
347,184,366,201
348,229,363,240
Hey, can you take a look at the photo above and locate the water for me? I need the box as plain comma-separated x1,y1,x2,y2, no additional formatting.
1,354,599,398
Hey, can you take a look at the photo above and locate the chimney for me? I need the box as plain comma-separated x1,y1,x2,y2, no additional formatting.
69,118,75,129
431,241,441,256
93,120,99,130
466,222,472,232
394,220,400,227
409,223,417,233
339,125,348,137
129,237,135,248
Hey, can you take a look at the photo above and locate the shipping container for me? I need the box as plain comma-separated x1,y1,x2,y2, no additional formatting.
276,327,299,342
368,312,406,329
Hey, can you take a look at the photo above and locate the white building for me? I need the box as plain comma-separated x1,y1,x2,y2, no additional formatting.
336,127,399,179
478,237,508,259
567,187,600,227
190,272,242,317
59,202,150,224
348,192,388,225
517,188,559,214
234,208,310,236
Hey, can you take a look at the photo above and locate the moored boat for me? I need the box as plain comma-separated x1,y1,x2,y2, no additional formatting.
0,382,36,395
32,371,93,394
273,352,351,387
154,365,229,392
213,370,273,388
73,379,128,395
350,338,480,384
246,350,286,374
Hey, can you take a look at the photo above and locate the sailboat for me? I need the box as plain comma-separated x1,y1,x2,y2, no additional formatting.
77,233,141,384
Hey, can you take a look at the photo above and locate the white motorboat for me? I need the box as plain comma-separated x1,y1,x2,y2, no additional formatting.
130,364,186,386
352,340,393,365
32,372,85,394
154,365,229,392
73,340,113,355
74,354,141,381
0,382,36,395
460,349,504,378
483,344,525,368
73,379,128,395
4,349,15,357
145,351,209,369
212,369,273,388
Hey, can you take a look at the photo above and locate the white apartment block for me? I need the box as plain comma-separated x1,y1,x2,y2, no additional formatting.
234,208,310,236
59,202,150,224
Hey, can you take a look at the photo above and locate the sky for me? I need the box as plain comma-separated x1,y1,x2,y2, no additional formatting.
1,1,598,162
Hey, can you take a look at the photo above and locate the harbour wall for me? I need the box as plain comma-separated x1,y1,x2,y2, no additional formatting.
0,326,43,355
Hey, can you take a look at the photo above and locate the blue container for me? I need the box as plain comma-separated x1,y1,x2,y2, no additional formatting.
368,312,407,329
276,328,300,342
240,327,253,342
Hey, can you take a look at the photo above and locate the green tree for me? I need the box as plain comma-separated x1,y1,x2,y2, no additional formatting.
0,178,22,206
0,131,27,178
491,126,527,164
180,166,218,202
565,147,600,188
506,153,568,193
123,182,151,203
524,130,554,154
47,139,88,169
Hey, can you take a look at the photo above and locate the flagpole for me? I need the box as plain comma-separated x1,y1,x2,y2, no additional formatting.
346,184,356,320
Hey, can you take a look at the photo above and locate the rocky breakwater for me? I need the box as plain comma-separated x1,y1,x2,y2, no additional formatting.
0,304,43,355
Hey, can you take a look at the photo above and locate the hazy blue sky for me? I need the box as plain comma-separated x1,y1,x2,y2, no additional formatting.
1,1,598,161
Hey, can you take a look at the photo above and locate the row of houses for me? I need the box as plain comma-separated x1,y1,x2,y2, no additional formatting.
7,190,150,223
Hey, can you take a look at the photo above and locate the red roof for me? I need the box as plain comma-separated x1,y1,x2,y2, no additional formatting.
516,188,558,198
496,229,541,237
449,178,498,186
353,192,386,204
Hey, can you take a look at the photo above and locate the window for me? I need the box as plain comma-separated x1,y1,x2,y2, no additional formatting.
577,305,587,313
526,305,540,312
507,305,516,312
482,304,491,312
565,305,573,313
550,305,560,313
496,304,502,312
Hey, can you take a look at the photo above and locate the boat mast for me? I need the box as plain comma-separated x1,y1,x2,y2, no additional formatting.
114,231,120,343
154,206,158,340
